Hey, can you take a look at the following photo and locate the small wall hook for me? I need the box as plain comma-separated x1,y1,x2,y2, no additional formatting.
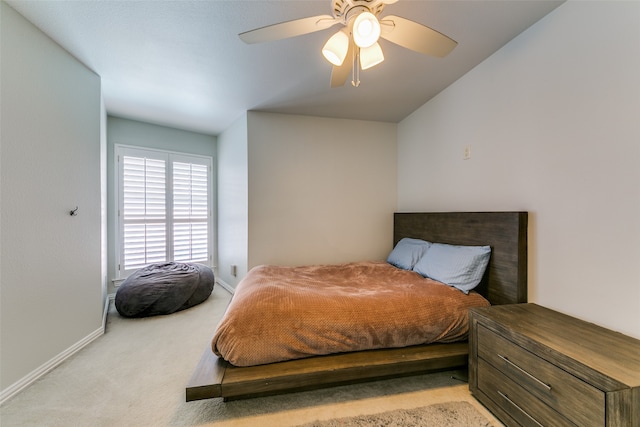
70,206,79,216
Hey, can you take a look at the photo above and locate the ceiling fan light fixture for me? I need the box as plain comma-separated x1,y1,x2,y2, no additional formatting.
238,1,458,88
353,11,380,48
359,42,384,70
322,30,350,66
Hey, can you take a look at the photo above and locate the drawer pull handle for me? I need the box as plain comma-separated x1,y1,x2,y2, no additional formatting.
498,391,545,427
498,354,552,392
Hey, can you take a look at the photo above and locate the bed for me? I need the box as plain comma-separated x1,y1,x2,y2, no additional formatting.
186,212,527,401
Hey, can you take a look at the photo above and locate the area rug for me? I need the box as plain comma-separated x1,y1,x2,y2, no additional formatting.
296,401,493,427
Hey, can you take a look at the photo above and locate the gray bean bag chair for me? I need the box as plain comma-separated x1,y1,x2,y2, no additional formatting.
115,262,214,318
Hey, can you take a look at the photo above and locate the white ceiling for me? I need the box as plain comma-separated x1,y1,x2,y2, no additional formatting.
7,0,564,135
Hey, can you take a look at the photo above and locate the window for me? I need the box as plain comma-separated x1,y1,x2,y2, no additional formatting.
115,145,212,278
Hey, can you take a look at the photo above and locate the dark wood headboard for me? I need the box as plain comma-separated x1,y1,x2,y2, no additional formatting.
394,212,527,305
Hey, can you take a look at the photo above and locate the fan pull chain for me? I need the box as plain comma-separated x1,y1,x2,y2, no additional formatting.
351,47,361,87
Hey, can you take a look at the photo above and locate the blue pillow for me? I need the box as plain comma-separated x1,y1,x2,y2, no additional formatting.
413,243,491,293
387,238,432,270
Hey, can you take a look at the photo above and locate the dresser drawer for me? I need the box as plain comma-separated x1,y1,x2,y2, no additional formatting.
478,358,576,427
477,324,605,427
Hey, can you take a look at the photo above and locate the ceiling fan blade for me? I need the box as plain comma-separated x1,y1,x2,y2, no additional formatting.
380,15,457,58
239,15,340,44
330,39,354,87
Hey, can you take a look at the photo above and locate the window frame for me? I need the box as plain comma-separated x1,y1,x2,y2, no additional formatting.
114,144,213,279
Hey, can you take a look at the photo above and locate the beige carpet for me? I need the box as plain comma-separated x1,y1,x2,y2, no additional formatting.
0,286,503,427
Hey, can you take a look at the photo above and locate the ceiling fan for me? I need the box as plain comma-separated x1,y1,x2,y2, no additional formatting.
239,0,458,88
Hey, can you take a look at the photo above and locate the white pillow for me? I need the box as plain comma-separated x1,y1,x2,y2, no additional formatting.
413,243,491,293
386,238,432,270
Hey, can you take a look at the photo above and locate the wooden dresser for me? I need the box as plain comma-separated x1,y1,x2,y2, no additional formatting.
469,304,640,427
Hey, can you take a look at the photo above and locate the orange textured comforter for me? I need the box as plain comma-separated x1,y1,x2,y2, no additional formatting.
211,261,490,366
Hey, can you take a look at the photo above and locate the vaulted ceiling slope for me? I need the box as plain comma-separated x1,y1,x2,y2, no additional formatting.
7,0,564,135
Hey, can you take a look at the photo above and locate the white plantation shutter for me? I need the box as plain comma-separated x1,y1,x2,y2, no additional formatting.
122,156,167,270
172,161,209,262
116,146,212,278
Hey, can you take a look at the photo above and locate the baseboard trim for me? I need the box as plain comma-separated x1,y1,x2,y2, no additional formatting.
216,278,235,295
0,325,105,406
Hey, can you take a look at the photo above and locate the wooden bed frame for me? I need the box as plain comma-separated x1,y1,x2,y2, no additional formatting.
186,211,528,402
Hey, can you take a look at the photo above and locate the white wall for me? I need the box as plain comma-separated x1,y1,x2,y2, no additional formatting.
106,116,216,291
398,0,640,339
101,94,108,304
216,112,397,288
216,113,249,287
247,112,397,268
1,1,104,394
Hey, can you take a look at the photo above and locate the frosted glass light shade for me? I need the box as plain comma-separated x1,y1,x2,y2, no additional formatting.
360,42,384,70
353,12,380,48
322,30,349,66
